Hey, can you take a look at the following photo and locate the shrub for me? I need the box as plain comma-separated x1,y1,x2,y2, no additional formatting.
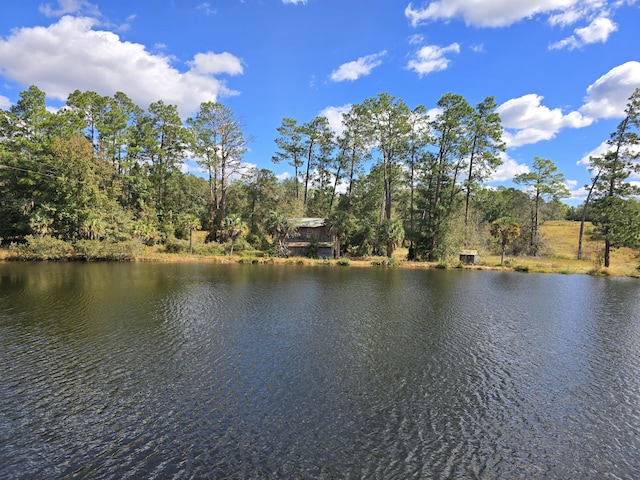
514,265,529,272
75,239,144,261
9,236,75,260
336,258,350,266
193,242,225,256
102,240,144,261
306,236,319,258
75,239,104,261
164,238,189,253
227,237,251,254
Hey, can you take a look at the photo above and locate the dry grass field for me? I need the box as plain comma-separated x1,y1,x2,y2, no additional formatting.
478,220,639,277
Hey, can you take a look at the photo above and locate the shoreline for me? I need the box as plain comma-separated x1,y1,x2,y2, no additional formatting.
1,248,638,278
128,251,640,277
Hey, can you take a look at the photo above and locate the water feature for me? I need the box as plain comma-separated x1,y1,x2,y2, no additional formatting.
1,262,639,478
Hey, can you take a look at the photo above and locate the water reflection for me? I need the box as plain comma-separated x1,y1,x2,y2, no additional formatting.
1,263,639,478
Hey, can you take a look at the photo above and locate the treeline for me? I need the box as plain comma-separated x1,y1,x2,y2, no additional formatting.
1,86,639,264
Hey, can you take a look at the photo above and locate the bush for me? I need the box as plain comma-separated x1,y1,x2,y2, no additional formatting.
103,240,144,261
9,236,75,260
194,242,225,256
226,237,251,254
164,238,189,253
336,258,350,266
75,239,144,261
75,239,104,260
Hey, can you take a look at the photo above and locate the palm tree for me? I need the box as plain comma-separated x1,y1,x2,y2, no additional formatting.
181,214,201,254
378,219,404,258
327,211,353,258
265,211,297,257
222,214,247,256
490,217,520,266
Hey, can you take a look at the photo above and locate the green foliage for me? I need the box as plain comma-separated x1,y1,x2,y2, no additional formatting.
306,235,319,258
378,219,404,258
75,239,143,261
6,84,638,272
9,236,75,261
490,217,521,265
514,156,569,256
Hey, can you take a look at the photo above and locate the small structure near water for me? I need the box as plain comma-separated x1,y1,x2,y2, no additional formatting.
459,249,479,265
287,218,336,258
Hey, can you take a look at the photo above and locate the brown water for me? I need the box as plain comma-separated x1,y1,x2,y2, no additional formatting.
1,263,639,478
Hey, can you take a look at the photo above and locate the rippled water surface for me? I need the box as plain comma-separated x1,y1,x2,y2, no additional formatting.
1,263,639,479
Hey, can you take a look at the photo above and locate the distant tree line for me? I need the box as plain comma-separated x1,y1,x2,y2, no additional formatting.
1,86,638,265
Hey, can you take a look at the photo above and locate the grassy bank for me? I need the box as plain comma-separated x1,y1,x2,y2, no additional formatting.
132,220,639,277
2,220,639,277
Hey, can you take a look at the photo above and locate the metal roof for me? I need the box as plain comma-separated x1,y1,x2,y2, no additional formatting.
288,218,326,228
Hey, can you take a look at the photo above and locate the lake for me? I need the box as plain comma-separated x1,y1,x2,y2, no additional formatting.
1,262,639,479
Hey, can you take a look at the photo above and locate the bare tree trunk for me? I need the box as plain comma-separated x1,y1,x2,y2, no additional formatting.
578,172,599,259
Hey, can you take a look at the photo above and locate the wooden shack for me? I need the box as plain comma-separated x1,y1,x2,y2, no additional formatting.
459,249,479,264
287,218,336,258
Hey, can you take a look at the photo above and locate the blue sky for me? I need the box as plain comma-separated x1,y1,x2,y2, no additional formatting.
1,0,639,204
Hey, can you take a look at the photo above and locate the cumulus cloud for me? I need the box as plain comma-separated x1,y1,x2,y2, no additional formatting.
497,94,592,147
320,104,351,137
580,61,640,119
406,0,625,49
577,140,610,166
407,43,460,77
39,0,100,18
549,15,617,50
405,0,580,28
188,52,244,76
282,0,307,4
330,51,386,82
0,95,11,110
0,15,243,117
577,140,640,169
489,153,530,182
565,179,590,200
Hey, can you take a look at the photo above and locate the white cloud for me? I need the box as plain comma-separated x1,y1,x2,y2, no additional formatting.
0,16,243,117
320,104,351,137
282,0,307,4
0,95,11,110
549,15,617,50
406,0,624,50
330,51,386,82
577,140,640,167
276,171,291,181
565,179,590,200
407,43,460,77
497,94,592,147
577,140,610,166
39,0,100,18
580,61,640,119
188,52,244,76
489,153,530,182
405,0,579,28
